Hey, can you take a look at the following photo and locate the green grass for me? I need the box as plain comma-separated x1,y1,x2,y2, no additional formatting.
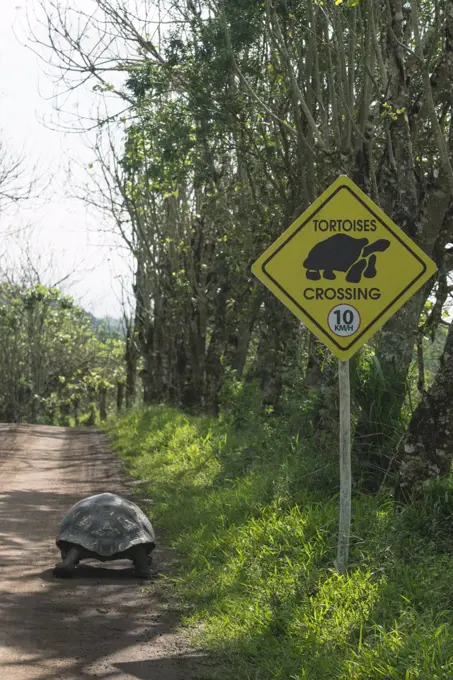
106,405,453,679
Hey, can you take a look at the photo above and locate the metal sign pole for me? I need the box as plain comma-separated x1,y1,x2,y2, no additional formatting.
336,358,351,574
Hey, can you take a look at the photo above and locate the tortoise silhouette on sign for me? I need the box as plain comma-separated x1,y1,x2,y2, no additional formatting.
303,234,391,284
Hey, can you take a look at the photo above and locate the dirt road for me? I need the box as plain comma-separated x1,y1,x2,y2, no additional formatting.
0,424,209,680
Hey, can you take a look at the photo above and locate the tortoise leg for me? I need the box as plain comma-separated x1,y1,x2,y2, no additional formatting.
364,254,377,279
60,547,79,564
322,269,336,280
131,545,152,579
54,546,81,578
306,269,321,281
346,259,367,284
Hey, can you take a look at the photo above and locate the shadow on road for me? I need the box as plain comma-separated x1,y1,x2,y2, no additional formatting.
0,424,215,680
39,563,162,582
114,655,214,680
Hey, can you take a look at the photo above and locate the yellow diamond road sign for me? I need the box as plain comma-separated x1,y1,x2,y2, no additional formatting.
252,175,437,360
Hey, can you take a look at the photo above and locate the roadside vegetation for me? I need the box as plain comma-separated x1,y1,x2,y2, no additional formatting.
0,281,125,425
107,364,453,680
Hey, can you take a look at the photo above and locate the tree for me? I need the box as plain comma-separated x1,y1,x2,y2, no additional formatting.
0,279,124,424
0,137,38,214
34,0,453,485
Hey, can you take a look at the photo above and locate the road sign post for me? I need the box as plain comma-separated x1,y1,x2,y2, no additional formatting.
251,175,437,573
336,359,351,574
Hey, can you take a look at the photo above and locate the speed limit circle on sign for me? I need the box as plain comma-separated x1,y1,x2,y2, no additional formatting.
328,304,360,337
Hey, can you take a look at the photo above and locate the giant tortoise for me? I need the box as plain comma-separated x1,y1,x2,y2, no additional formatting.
53,492,156,579
303,234,390,283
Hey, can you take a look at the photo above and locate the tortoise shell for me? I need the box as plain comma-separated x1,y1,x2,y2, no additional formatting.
56,492,156,557
303,235,369,272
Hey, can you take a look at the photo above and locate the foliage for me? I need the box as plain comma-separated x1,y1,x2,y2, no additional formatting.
40,0,453,483
0,281,124,424
107,403,453,679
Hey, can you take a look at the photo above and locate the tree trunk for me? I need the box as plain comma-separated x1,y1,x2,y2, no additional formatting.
99,386,107,421
304,335,337,440
116,381,124,412
247,296,298,411
228,289,263,377
169,338,188,405
73,396,80,427
305,336,327,390
352,283,432,490
204,283,231,414
125,328,138,408
397,320,453,500
181,306,206,410
373,290,427,413
367,0,421,417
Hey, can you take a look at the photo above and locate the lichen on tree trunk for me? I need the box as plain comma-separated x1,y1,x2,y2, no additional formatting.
398,320,453,500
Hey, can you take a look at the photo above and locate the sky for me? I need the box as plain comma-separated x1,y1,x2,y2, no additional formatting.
0,1,133,319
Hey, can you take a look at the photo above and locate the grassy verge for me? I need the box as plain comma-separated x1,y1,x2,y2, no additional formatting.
106,405,453,679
